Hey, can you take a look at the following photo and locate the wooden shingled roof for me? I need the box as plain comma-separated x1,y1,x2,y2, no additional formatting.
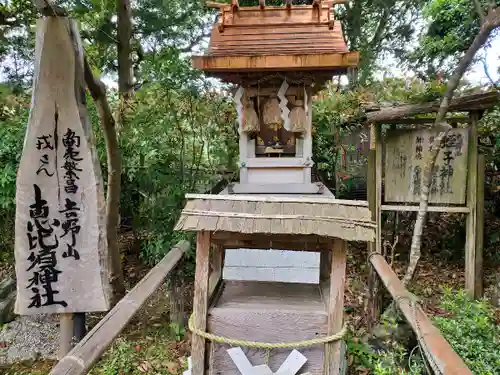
192,2,359,81
174,194,376,242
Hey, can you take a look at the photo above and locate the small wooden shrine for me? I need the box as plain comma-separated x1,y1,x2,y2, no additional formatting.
176,2,372,375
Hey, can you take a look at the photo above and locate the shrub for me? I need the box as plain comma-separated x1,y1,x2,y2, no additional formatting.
433,287,500,374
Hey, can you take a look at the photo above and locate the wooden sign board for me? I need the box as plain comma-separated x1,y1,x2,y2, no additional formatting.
14,18,110,315
384,127,469,205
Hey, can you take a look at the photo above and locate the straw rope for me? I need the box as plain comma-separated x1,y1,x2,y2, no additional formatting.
188,314,347,349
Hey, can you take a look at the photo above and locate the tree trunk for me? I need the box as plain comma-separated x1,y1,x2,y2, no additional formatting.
493,267,500,307
117,0,134,101
403,5,500,286
83,57,126,305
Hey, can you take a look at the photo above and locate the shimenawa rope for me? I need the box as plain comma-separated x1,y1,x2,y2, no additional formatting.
188,314,347,349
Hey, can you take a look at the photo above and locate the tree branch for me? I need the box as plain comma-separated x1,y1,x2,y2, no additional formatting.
403,4,500,286
473,0,486,24
84,56,126,302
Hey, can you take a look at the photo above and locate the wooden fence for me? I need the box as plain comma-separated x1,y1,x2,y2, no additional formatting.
49,240,190,375
369,253,472,375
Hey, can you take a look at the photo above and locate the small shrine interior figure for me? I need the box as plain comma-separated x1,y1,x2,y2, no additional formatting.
246,81,309,158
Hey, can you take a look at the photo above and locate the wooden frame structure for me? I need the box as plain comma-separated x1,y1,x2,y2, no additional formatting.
174,193,376,375
364,91,499,304
49,241,190,375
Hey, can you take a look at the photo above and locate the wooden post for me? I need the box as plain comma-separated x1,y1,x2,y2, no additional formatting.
320,249,332,282
325,238,347,375
169,268,185,333
465,112,479,298
192,231,211,375
475,153,485,297
73,313,87,343
366,123,382,328
59,313,74,359
209,244,225,301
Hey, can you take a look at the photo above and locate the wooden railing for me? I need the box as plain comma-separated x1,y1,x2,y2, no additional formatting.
370,253,472,375
50,240,190,375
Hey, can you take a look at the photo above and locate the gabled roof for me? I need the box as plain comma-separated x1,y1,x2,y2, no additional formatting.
174,193,375,242
192,3,359,81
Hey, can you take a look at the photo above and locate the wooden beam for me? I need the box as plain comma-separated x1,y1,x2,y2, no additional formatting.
192,52,359,72
465,112,479,299
205,1,229,9
50,241,189,375
370,254,472,374
325,239,347,375
381,204,470,213
185,193,369,206
228,183,322,195
211,232,331,252
366,91,500,123
192,232,211,375
377,117,472,125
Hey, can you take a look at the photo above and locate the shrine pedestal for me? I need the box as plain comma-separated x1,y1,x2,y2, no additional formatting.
207,280,330,375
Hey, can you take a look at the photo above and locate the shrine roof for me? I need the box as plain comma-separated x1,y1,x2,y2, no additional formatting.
192,3,359,80
174,192,375,242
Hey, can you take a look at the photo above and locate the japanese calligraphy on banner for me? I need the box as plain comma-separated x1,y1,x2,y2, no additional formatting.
14,17,110,314
384,127,469,205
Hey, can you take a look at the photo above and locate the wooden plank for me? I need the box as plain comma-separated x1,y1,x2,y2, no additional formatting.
380,204,469,213
191,52,359,71
209,24,339,36
14,16,110,315
209,308,327,375
185,193,369,206
325,239,347,375
50,240,189,375
384,127,469,204
213,34,344,43
192,232,211,375
370,254,472,375
215,280,325,311
222,4,331,26
212,232,333,252
465,113,479,298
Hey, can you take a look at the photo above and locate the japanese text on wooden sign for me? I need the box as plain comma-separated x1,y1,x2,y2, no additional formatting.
384,127,469,205
14,17,109,315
